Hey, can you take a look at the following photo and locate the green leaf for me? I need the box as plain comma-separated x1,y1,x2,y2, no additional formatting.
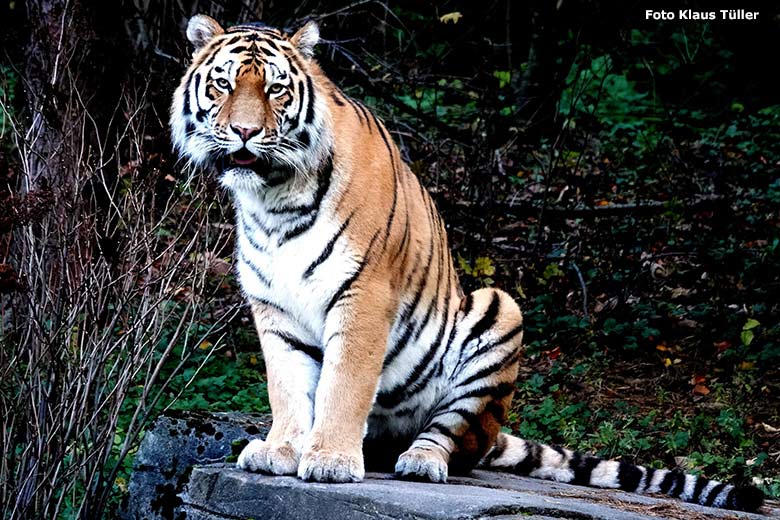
474,256,496,277
741,330,754,346
543,263,565,280
743,318,760,331
492,70,511,89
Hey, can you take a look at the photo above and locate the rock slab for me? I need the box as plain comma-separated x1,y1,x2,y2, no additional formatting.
121,411,270,520
181,465,778,520
125,412,779,520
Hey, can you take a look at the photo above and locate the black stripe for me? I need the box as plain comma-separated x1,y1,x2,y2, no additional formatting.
259,43,279,55
569,452,602,485
331,92,346,106
277,155,334,243
238,218,267,254
267,330,322,363
250,297,288,315
242,209,273,236
382,319,416,369
412,295,438,342
495,323,524,346
462,292,501,346
617,461,643,492
391,210,411,264
324,231,381,314
373,116,399,246
482,434,507,466
417,435,448,451
356,102,373,133
384,228,436,367
238,250,270,286
348,99,366,124
295,80,306,127
393,405,418,417
262,38,280,51
659,470,675,494
192,73,205,121
434,382,516,414
376,339,439,408
458,348,520,388
304,75,316,124
288,52,305,78
303,212,354,279
378,282,454,408
436,288,462,382
691,477,709,503
461,294,474,316
643,467,656,492
268,154,333,215
703,482,727,507
430,424,459,443
514,441,542,475
182,73,194,116
725,487,737,509
279,216,315,243
550,444,567,457
668,471,686,498
297,129,310,147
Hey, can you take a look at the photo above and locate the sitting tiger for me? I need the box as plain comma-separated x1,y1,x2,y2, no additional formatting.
170,14,764,513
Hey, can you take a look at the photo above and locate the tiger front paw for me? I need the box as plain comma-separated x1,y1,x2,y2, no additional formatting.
395,446,449,483
237,439,300,475
297,448,364,483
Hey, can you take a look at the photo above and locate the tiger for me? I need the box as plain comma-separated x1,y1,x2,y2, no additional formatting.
169,14,765,513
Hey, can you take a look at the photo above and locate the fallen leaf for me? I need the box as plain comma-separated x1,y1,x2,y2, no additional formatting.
545,346,561,361
713,340,731,353
690,374,707,385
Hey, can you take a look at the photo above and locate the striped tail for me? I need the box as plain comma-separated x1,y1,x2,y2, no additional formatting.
479,433,764,513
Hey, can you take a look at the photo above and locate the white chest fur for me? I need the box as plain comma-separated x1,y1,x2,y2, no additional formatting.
232,187,358,341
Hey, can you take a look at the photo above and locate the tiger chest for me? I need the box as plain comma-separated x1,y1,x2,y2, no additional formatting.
234,209,359,338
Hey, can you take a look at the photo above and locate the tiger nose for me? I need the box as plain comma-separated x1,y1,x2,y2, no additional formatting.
230,124,262,142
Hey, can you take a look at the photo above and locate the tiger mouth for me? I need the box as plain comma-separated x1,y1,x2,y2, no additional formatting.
217,148,270,174
230,148,259,166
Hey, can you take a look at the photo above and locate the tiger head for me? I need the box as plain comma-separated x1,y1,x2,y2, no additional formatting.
170,15,330,190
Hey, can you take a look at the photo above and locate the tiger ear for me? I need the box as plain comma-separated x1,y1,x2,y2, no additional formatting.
290,20,319,58
187,15,224,50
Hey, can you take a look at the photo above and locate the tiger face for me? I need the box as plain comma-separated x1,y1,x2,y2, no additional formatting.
170,15,329,190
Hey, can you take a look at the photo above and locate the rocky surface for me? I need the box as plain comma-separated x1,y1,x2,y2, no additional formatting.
181,465,778,520
121,411,270,520
124,412,779,520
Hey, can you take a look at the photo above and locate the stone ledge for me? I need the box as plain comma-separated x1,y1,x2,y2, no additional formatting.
121,411,270,520
181,465,777,520
123,412,779,520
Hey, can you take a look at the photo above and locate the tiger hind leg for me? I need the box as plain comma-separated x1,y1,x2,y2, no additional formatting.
395,288,523,482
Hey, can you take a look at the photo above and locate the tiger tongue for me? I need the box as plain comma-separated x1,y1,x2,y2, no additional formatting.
232,148,258,165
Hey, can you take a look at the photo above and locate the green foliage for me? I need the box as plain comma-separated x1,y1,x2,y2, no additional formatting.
0,64,17,140
457,254,496,287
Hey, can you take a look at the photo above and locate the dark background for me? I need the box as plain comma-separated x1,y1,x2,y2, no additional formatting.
1,1,778,517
